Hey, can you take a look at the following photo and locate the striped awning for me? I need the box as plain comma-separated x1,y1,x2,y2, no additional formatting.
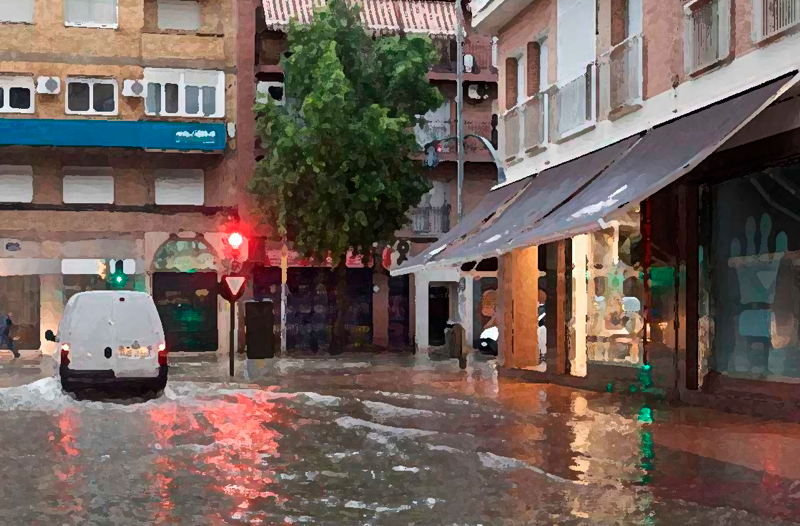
262,0,457,37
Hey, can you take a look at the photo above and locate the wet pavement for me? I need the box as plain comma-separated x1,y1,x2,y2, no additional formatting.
1,353,800,525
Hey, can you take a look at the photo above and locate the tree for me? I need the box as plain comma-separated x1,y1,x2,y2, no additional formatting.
249,0,444,352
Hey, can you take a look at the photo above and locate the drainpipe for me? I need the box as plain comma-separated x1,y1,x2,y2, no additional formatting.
456,5,465,223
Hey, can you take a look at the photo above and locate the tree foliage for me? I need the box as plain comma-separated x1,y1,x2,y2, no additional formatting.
248,0,444,265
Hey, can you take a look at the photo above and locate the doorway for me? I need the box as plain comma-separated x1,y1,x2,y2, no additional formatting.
152,272,218,352
428,285,450,346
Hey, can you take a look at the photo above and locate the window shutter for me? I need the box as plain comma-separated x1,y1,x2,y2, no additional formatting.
682,7,693,75
93,0,117,26
63,174,114,204
0,0,34,23
717,0,731,61
526,42,541,97
505,57,518,109
65,0,92,24
157,0,201,30
155,169,204,205
0,171,33,203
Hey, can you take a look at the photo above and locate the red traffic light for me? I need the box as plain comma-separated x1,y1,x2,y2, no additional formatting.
227,232,244,250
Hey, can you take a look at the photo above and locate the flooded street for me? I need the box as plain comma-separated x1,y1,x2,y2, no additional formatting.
0,355,799,525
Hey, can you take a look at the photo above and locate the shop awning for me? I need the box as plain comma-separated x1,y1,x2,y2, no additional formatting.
262,0,457,36
503,74,797,250
390,73,797,275
391,177,529,275
432,136,640,265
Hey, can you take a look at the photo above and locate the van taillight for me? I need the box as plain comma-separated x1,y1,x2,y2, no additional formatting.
157,343,167,366
60,343,70,366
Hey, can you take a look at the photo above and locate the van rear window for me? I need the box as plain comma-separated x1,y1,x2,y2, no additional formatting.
113,295,160,340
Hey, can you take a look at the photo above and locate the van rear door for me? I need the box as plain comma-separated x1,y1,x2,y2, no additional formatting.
112,294,163,376
64,294,115,371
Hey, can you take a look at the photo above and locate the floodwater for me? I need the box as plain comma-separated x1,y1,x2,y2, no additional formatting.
0,354,799,525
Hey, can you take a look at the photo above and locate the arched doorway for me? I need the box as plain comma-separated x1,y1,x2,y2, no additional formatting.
151,234,219,352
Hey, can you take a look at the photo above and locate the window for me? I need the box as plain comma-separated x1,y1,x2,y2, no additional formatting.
505,57,518,110
0,0,35,23
683,0,731,74
0,166,33,203
0,77,34,114
62,169,114,204
64,0,117,28
155,169,204,205
256,82,284,105
706,167,800,381
516,55,526,105
157,0,201,31
144,69,224,118
539,39,549,92
66,78,117,115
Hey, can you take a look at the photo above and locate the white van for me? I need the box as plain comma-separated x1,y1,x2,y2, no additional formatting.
45,291,168,390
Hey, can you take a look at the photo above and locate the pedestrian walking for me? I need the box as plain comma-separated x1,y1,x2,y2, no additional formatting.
0,312,20,359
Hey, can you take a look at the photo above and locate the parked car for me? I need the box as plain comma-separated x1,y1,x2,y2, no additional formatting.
45,291,168,392
479,305,546,358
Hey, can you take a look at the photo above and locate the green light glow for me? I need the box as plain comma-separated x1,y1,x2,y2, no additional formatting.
116,276,122,283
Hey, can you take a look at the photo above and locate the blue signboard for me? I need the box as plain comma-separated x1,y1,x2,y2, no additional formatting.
0,119,226,151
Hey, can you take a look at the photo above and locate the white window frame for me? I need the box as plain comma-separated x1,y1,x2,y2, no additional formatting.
0,166,34,203
64,0,118,29
752,0,800,42
143,68,225,119
65,78,118,116
0,0,35,24
0,76,35,114
62,168,115,204
256,81,285,105
683,0,731,75
154,169,205,206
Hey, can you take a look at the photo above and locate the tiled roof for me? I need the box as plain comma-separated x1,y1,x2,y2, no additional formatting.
262,0,457,37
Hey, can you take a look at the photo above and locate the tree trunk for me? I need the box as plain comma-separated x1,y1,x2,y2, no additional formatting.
330,258,348,354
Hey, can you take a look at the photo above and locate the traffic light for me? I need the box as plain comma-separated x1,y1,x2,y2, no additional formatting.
108,259,128,288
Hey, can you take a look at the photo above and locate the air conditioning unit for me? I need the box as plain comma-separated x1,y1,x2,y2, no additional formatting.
256,81,285,106
36,76,61,95
123,79,145,98
464,54,475,73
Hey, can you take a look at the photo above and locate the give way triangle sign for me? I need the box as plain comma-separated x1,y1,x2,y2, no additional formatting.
221,275,247,301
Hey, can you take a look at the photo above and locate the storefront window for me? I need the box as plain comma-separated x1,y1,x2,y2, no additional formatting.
586,208,645,365
710,168,800,381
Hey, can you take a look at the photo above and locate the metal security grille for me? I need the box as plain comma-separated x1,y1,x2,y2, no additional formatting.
761,0,800,39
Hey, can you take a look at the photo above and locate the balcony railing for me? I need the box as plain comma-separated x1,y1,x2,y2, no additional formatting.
502,92,548,160
431,38,494,74
684,0,730,74
549,64,597,142
754,0,800,40
412,204,451,235
599,34,643,118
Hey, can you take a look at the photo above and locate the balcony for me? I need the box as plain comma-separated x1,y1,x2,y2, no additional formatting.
548,64,597,143
599,34,644,120
502,92,548,161
753,0,800,41
683,0,730,75
414,118,497,161
429,38,497,81
412,204,451,236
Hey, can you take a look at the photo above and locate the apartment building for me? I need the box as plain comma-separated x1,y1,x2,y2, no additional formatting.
0,0,245,356
241,0,499,352
394,0,800,415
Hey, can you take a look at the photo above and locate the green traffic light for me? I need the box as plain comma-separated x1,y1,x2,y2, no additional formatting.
116,276,122,283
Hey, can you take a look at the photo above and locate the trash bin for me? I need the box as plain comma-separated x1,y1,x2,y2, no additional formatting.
245,300,275,359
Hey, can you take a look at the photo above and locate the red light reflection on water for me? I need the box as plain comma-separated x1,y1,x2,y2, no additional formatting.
147,389,286,524
51,407,84,516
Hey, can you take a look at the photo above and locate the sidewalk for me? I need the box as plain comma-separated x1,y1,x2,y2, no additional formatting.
0,351,56,388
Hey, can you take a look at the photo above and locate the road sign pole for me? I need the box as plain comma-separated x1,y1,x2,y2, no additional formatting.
229,298,235,377
220,274,247,377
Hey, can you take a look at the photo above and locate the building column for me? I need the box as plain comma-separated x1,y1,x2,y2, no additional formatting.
571,234,589,377
414,274,430,351
39,274,64,356
499,246,541,369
